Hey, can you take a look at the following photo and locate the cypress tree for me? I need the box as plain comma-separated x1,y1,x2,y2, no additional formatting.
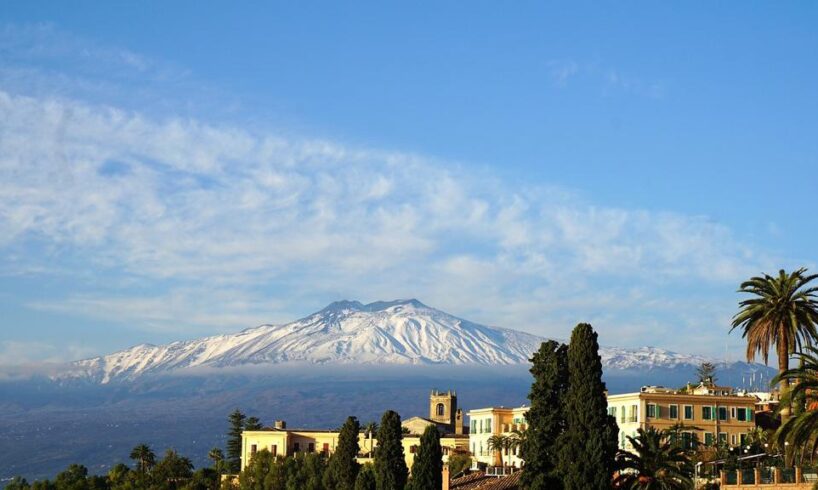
409,425,442,490
325,416,361,490
374,410,408,490
557,323,618,490
227,409,247,473
520,340,568,490
354,464,376,490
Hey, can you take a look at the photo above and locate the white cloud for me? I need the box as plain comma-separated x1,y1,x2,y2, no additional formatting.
0,89,775,356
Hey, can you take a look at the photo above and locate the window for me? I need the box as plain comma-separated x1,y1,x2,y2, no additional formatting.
410,445,417,454
684,405,694,420
647,404,656,418
293,443,300,453
731,434,737,446
251,444,257,455
608,406,618,418
619,431,626,449
436,403,445,417
308,443,315,453
479,442,483,456
718,433,727,444
737,408,747,421
702,406,713,420
270,445,277,457
718,407,728,421
669,405,679,419
731,407,737,419
470,420,477,433
472,442,476,455
705,433,714,446
323,443,329,454
628,405,638,423
620,407,626,423
479,420,483,433
740,434,747,446
681,432,697,450
485,418,492,433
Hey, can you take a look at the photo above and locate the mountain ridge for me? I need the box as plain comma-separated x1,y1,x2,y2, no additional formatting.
59,299,763,385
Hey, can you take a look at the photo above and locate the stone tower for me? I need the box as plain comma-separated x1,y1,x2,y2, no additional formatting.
429,389,458,430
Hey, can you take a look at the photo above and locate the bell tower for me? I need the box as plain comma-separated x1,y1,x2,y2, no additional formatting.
429,389,457,429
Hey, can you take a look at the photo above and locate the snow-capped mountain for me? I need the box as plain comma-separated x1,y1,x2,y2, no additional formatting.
62,299,755,384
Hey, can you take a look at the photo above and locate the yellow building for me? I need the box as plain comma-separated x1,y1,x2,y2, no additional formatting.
466,405,528,468
240,390,470,472
606,384,758,451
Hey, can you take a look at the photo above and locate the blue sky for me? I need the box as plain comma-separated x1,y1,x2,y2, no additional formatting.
0,2,816,364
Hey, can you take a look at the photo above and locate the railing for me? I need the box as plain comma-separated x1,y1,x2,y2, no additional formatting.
720,466,812,487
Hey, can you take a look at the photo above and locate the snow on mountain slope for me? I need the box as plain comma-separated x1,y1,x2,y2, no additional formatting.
63,299,733,384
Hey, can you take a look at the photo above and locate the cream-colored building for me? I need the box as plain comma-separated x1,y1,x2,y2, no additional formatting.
466,405,528,468
606,384,757,451
240,390,469,472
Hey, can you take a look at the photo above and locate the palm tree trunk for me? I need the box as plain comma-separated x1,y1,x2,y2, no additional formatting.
779,339,791,424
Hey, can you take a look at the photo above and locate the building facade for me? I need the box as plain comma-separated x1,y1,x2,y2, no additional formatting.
240,390,470,472
466,406,528,468
606,384,757,451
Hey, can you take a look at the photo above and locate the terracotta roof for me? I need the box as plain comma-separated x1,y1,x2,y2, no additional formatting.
450,471,521,490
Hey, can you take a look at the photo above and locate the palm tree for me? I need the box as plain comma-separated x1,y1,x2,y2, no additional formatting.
129,443,156,475
613,427,692,490
774,345,818,459
486,435,512,468
208,447,225,473
731,268,818,422
363,422,378,457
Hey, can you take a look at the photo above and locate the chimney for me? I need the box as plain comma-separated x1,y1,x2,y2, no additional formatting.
274,420,286,429
442,463,450,490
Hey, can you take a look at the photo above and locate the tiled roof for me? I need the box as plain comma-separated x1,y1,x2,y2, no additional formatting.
450,471,521,490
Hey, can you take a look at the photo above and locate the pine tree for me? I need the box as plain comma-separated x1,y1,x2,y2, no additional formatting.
696,362,717,385
325,416,361,490
557,323,618,490
374,410,408,490
409,425,442,490
245,416,263,431
354,464,376,490
520,340,568,490
227,409,247,474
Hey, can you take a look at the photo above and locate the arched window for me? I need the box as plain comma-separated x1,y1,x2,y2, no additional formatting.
436,403,445,416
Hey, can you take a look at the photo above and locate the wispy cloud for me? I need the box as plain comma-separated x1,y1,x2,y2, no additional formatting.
0,89,772,356
0,25,775,361
547,60,666,99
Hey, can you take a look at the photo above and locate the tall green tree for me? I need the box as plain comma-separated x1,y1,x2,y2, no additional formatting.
520,340,568,490
227,409,247,474
152,449,194,489
731,268,818,422
613,428,692,490
773,345,818,458
129,444,156,475
208,447,226,474
325,416,361,490
374,410,408,490
354,464,376,490
696,362,717,385
409,425,442,490
557,323,618,490
245,417,263,431
54,465,89,490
